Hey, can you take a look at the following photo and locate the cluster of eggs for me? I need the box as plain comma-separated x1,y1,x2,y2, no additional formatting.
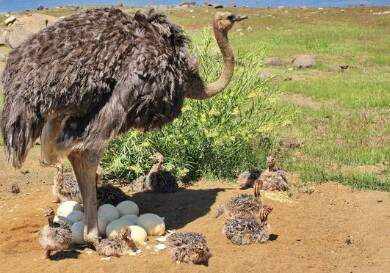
55,200,165,245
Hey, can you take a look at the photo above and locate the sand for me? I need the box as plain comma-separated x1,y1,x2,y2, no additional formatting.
0,148,389,273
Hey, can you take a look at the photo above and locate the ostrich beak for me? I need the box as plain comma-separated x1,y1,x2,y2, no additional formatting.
231,15,248,22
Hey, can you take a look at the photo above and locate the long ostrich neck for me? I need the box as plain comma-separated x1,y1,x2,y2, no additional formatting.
203,26,234,98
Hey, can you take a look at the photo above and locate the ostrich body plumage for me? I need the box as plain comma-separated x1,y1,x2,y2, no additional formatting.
1,8,197,166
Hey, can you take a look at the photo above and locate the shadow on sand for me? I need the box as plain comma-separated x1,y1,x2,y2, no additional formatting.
130,188,226,230
50,250,81,260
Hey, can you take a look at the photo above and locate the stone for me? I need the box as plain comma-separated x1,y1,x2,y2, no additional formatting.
262,57,283,66
4,16,17,25
6,13,58,49
259,70,272,80
291,54,316,68
214,5,224,9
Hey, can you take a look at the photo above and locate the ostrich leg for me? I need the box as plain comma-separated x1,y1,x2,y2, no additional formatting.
68,150,100,245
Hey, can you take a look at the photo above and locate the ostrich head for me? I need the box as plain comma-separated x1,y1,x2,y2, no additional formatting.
44,207,55,224
149,152,164,163
185,12,248,100
266,156,276,169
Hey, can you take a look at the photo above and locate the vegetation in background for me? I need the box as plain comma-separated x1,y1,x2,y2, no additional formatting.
102,29,293,182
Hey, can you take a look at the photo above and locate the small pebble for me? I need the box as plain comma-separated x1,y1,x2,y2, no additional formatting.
100,257,111,261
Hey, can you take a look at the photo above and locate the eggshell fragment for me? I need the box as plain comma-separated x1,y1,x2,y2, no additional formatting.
116,200,139,216
137,213,165,236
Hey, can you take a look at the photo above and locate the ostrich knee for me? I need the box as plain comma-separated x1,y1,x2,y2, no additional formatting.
68,151,100,245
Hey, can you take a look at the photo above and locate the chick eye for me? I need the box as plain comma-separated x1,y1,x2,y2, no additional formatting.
227,15,236,21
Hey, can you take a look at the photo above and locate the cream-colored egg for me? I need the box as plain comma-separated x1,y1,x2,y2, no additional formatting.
129,225,147,243
106,217,136,238
116,200,139,216
57,201,83,218
67,210,84,224
98,204,119,234
137,213,165,236
71,221,85,244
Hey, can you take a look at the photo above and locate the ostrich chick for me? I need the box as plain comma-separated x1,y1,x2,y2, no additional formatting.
96,227,138,257
215,194,262,221
53,164,106,204
130,152,178,193
38,207,72,258
52,163,82,203
237,169,261,189
223,217,271,245
166,232,210,265
254,156,288,195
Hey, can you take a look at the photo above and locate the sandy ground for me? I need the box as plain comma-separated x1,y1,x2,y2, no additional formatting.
0,148,390,273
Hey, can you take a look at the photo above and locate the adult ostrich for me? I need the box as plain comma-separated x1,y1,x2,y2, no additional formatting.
1,8,247,244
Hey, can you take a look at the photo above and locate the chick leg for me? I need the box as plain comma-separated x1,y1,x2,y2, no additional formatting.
68,150,100,246
254,179,263,198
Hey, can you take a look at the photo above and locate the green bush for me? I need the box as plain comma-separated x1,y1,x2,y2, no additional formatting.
102,29,293,182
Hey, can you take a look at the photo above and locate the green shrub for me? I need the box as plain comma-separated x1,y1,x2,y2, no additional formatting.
102,29,293,182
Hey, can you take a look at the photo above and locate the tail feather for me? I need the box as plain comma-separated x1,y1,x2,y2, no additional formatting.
1,98,44,168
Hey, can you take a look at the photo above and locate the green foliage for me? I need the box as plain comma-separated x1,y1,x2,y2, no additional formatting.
102,29,293,182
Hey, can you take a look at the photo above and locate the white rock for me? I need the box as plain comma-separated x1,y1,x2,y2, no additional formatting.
67,210,84,224
116,200,139,216
4,16,16,25
57,201,83,218
71,221,85,244
137,213,165,236
98,204,119,234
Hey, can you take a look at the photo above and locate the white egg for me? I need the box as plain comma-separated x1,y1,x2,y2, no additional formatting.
120,214,138,224
67,210,84,224
116,200,139,216
137,213,165,236
106,217,136,238
54,215,72,225
57,201,83,218
71,221,85,244
98,204,119,234
129,225,148,244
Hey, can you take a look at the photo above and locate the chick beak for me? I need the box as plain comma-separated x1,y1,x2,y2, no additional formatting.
232,15,248,22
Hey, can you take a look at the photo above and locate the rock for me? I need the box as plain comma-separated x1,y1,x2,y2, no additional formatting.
0,30,9,46
4,16,17,25
279,137,302,148
291,54,316,68
259,70,272,80
263,57,283,66
6,13,58,49
214,5,224,9
179,2,197,7
11,183,20,194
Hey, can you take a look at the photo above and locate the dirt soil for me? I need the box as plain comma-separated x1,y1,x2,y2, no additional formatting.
0,148,390,273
